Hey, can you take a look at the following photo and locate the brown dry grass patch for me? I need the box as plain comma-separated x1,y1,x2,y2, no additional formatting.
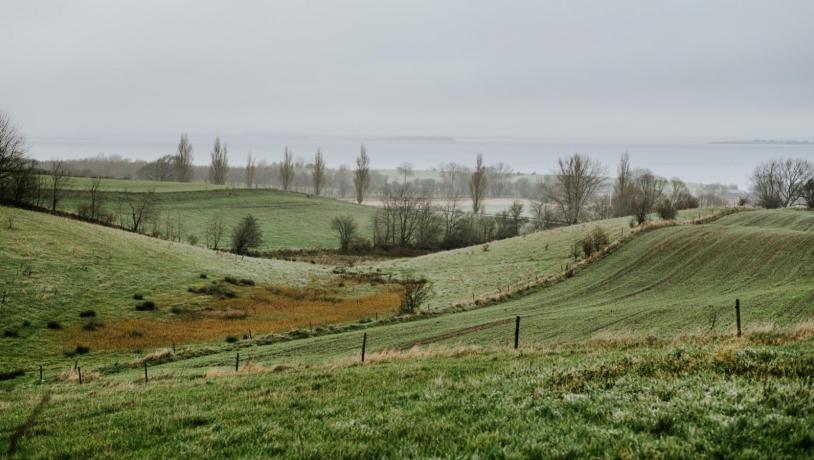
66,281,401,351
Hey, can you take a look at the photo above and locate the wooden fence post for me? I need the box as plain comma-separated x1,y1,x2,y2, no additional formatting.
77,367,82,385
736,298,742,337
172,342,176,353
39,365,43,383
361,333,367,363
235,353,240,372
514,316,521,349
144,361,148,383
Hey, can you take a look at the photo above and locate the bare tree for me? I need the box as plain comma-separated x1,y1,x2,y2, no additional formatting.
487,162,513,197
803,179,814,210
208,137,229,185
777,158,813,207
78,176,104,221
611,153,635,217
279,146,295,191
396,162,413,186
439,162,468,201
750,158,813,208
399,279,432,314
353,144,370,204
312,149,326,196
330,215,358,252
124,190,156,233
47,160,71,212
469,154,488,213
245,153,256,188
631,172,666,224
205,214,226,249
173,133,194,182
542,154,605,225
0,112,28,199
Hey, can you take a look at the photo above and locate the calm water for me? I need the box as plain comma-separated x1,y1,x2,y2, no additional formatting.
27,136,814,190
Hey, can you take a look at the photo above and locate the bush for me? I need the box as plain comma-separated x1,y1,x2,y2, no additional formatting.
200,273,208,279
79,310,96,318
135,301,156,311
224,277,254,286
347,237,372,254
133,293,144,300
399,279,432,314
0,369,25,381
82,321,104,331
3,329,19,338
187,234,199,246
579,227,610,257
65,345,90,356
331,215,359,253
225,336,239,343
46,321,62,330
188,285,237,299
656,199,678,220
231,215,263,255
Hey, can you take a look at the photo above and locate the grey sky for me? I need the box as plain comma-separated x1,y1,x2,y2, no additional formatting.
2,0,813,139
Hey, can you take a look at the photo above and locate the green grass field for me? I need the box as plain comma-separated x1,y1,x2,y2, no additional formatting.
364,207,721,307
1,332,812,458
2,206,813,457
58,188,377,250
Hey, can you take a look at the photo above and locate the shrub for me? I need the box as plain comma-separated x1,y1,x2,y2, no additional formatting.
135,301,156,311
187,234,199,246
46,321,62,330
231,215,263,255
225,335,239,343
79,310,96,318
188,285,237,299
0,369,25,381
347,237,372,254
65,345,90,356
579,227,610,257
224,277,254,286
399,279,432,314
133,293,144,300
656,199,678,220
200,273,208,279
331,215,359,253
3,329,19,338
82,321,104,331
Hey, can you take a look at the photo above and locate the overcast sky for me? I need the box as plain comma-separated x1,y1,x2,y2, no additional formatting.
2,0,813,140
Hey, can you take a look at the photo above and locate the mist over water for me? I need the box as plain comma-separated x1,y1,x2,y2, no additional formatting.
27,136,814,189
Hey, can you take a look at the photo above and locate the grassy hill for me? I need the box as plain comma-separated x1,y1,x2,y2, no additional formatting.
0,206,393,370
364,208,721,307
2,208,813,457
58,188,377,250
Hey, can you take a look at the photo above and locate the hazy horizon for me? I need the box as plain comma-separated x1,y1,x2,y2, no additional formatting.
2,0,813,143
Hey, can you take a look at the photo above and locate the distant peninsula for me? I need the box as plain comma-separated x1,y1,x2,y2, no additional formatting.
709,139,813,145
379,136,456,142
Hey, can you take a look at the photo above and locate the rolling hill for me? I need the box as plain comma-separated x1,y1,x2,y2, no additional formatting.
2,207,813,457
57,188,377,250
